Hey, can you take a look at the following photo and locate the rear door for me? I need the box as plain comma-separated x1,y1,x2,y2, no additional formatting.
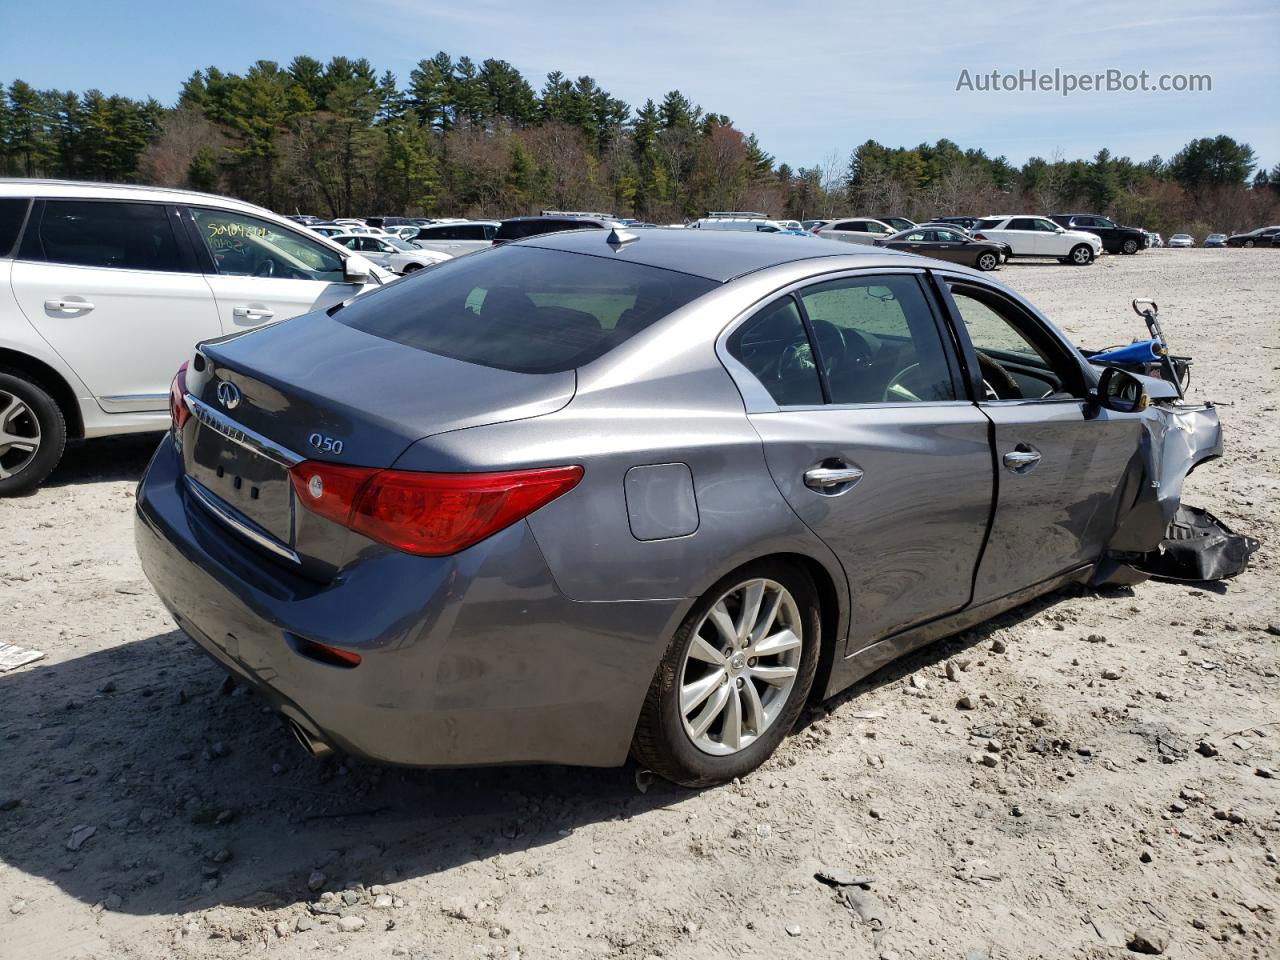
10,198,219,412
1005,217,1045,255
727,270,994,650
937,277,1142,601
182,205,370,334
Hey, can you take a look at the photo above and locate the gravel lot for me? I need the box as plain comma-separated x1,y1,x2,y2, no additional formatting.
1,249,1277,960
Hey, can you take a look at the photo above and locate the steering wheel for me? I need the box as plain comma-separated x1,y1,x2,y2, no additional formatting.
882,363,925,402
974,350,1021,400
253,258,277,278
775,320,872,385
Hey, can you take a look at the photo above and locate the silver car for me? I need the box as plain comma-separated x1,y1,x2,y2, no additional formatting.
410,220,500,257
136,229,1227,787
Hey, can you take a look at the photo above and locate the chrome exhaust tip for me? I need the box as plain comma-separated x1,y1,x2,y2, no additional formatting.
287,718,334,759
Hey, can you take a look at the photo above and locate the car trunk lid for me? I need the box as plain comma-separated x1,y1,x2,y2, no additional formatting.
181,311,576,578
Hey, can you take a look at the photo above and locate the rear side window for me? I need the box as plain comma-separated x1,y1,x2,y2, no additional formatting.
337,245,716,374
38,200,184,272
495,219,603,242
0,198,31,257
834,221,865,232
975,218,1005,231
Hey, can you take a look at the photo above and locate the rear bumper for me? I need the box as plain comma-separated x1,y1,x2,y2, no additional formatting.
135,439,685,768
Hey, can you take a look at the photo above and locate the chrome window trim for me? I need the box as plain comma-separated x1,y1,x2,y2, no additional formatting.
185,477,301,565
184,394,303,467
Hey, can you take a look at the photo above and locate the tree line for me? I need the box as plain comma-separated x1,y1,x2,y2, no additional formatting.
2,56,1277,235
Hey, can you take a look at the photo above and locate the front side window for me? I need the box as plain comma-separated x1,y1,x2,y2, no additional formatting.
948,284,1083,400
337,245,715,374
38,200,184,272
798,275,956,404
727,297,824,407
192,208,345,281
936,230,966,242
1033,218,1060,232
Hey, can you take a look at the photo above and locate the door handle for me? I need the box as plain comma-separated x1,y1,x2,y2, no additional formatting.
804,464,864,493
1003,446,1042,473
45,299,95,312
232,306,275,322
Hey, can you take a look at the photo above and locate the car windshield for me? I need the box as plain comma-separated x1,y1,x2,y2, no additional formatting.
337,245,717,374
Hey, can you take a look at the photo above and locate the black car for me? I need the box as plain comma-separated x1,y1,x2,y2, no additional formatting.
930,216,980,232
1225,225,1280,247
1049,214,1146,255
876,226,1008,271
493,215,615,244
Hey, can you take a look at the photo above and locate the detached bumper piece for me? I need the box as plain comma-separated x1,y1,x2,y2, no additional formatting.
1137,506,1260,582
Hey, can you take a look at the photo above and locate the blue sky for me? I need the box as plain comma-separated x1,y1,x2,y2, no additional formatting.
2,0,1276,171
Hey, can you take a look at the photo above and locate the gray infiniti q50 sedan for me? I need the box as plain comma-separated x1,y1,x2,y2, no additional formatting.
136,228,1226,786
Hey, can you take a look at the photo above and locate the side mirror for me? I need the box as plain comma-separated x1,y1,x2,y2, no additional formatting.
1056,226,1066,233
343,256,372,284
1096,367,1149,413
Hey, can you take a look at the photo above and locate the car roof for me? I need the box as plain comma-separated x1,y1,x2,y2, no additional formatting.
517,226,928,283
0,177,281,217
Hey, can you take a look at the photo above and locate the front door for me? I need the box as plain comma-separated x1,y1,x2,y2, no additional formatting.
183,206,369,333
725,271,994,649
10,199,219,412
940,279,1143,603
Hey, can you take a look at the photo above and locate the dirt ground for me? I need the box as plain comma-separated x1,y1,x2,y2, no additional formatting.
1,249,1277,960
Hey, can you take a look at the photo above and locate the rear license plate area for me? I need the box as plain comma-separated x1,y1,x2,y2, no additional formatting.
187,424,293,544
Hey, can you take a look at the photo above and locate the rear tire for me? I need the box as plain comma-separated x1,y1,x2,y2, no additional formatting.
631,559,821,787
0,369,66,496
1069,244,1094,265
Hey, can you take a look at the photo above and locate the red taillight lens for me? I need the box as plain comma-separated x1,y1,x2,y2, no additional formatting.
289,462,583,556
170,362,189,433
972,232,987,241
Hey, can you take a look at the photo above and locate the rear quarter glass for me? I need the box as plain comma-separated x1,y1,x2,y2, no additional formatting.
0,198,31,257
335,245,717,374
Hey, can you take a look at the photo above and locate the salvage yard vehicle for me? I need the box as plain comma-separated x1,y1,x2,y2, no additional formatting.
136,228,1246,788
0,180,394,495
875,226,1008,270
332,233,452,274
973,215,1104,264
1050,213,1148,254
1225,225,1280,247
812,217,897,245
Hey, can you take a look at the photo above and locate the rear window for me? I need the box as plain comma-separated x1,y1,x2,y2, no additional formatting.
0,198,31,257
337,245,717,374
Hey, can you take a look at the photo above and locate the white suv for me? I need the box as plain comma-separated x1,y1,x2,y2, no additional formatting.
812,218,897,246
972,215,1104,265
0,180,394,494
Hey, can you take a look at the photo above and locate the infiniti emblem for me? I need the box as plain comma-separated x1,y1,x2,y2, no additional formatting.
216,381,241,410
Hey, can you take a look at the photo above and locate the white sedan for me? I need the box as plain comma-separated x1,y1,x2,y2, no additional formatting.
1168,234,1194,248
333,234,452,274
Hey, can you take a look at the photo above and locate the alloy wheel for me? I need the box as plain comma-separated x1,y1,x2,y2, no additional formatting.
977,253,997,271
1072,246,1092,264
0,389,41,480
678,578,803,756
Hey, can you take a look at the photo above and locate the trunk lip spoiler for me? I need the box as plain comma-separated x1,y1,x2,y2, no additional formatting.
185,394,304,468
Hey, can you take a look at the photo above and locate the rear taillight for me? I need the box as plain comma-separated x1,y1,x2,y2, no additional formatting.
973,233,987,241
170,362,189,434
288,462,583,556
